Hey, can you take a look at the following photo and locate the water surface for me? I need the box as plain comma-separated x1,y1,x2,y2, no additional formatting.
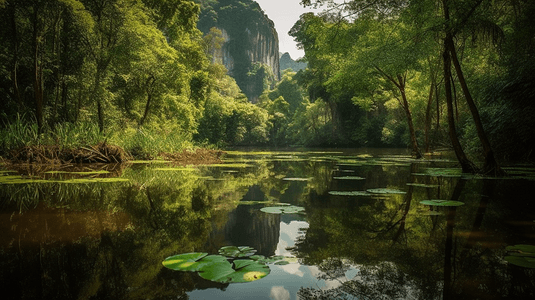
1,149,534,299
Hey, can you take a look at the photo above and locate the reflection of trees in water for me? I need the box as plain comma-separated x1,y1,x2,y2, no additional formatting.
294,171,535,300
0,164,273,299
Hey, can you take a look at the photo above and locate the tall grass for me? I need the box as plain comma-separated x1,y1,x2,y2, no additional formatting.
0,116,196,159
112,125,193,158
0,115,107,155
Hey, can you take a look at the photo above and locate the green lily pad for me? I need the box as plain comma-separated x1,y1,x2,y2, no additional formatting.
219,246,257,258
45,170,110,175
199,259,270,283
420,200,465,206
505,256,535,268
506,245,535,254
208,163,251,168
162,252,210,271
505,245,535,268
251,255,298,265
419,168,462,177
367,188,406,194
333,176,366,180
282,177,311,181
260,205,305,214
406,183,439,188
154,167,197,171
328,191,371,196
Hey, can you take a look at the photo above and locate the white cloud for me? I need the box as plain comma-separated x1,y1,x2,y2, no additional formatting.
270,286,291,300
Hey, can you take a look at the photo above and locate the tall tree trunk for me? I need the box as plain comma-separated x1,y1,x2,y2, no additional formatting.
33,7,44,134
447,39,506,176
425,81,435,153
442,0,478,173
9,3,23,109
375,67,422,158
91,68,105,133
443,40,478,173
399,85,422,158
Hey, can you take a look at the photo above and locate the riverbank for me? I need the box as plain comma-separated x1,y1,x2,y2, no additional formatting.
1,143,224,166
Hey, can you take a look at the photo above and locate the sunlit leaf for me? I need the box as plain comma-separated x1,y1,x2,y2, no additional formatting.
162,252,209,271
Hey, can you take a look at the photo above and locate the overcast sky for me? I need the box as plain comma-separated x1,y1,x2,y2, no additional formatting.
254,0,323,59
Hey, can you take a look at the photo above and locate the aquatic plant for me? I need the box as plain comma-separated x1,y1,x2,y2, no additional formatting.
162,246,297,283
505,245,535,268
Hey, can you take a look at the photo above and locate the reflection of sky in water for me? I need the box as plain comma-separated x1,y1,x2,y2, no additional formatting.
187,220,357,300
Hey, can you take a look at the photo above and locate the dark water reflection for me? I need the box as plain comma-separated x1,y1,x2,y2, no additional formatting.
1,149,534,299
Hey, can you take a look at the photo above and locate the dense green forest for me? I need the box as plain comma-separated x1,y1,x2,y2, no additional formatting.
1,0,534,168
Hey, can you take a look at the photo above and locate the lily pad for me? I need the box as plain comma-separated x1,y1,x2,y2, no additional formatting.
421,168,462,177
420,200,465,206
199,259,270,283
505,245,535,269
45,170,110,175
328,191,371,196
154,167,197,171
282,177,311,181
333,176,366,180
504,256,535,268
251,255,298,265
219,246,257,258
505,245,535,268
53,178,130,183
406,183,439,188
260,205,305,214
162,252,210,271
367,188,406,194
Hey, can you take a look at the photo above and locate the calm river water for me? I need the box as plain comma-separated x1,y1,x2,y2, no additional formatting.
1,149,534,299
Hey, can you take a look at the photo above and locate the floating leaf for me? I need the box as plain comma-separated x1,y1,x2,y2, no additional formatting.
367,188,406,194
406,183,439,188
45,170,110,175
333,176,366,180
260,205,305,214
505,256,535,268
162,252,209,271
413,168,462,177
328,191,371,196
506,245,535,254
251,255,297,265
224,260,270,283
219,246,257,258
420,200,465,206
154,167,197,171
282,177,311,181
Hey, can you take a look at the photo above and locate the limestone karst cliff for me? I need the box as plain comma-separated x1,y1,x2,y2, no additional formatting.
196,0,280,102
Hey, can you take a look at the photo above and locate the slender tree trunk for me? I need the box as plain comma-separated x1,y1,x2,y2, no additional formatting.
400,86,422,158
447,39,505,176
443,40,478,173
33,7,44,134
140,93,152,127
425,81,435,153
375,67,422,158
91,68,105,132
9,3,23,109
442,0,478,173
